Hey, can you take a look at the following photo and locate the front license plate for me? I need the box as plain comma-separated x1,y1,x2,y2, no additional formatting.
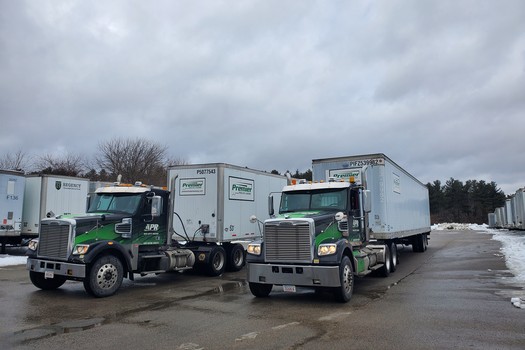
283,285,296,293
44,271,54,279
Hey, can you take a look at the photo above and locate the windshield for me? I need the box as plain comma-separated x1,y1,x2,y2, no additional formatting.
280,188,348,213
87,193,143,215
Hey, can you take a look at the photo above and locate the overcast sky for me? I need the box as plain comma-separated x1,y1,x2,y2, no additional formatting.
1,1,524,194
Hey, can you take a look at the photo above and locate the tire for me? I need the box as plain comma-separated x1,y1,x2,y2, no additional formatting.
84,255,124,298
29,271,67,290
423,234,428,251
226,243,245,272
249,282,273,298
379,244,391,277
333,255,354,302
413,234,424,253
206,246,226,276
389,242,398,272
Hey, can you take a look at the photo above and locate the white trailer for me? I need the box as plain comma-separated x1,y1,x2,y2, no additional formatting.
22,175,89,239
514,188,525,230
0,170,26,252
312,153,431,248
495,207,505,228
168,163,287,273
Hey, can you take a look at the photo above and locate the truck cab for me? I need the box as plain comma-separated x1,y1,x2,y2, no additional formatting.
246,177,391,302
26,183,195,297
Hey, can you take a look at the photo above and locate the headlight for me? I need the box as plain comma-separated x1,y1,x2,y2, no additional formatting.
247,243,261,256
72,244,90,255
318,243,337,256
28,239,38,251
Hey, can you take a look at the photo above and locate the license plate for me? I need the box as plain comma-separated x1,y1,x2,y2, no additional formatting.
44,271,54,279
283,285,296,293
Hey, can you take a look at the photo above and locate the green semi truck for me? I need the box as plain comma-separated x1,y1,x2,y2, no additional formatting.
26,164,286,297
246,154,431,302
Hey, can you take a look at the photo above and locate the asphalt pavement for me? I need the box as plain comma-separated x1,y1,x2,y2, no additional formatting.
1,229,524,349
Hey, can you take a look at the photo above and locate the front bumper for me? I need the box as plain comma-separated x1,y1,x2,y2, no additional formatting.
247,263,341,287
27,258,86,278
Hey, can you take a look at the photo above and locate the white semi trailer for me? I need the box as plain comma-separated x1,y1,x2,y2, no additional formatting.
168,163,287,273
0,170,25,253
22,175,89,239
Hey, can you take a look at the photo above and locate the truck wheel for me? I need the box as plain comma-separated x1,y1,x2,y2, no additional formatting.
84,255,124,298
249,282,273,298
334,255,354,302
413,234,424,253
379,244,391,277
207,246,226,276
389,242,398,272
29,271,67,290
226,243,245,272
423,234,428,251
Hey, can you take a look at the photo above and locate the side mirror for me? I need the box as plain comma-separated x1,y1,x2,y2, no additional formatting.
86,194,91,213
268,195,275,216
363,190,371,213
151,196,162,217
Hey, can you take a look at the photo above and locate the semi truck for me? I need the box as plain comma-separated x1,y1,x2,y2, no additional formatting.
0,170,26,253
22,175,90,240
246,153,431,302
26,164,286,297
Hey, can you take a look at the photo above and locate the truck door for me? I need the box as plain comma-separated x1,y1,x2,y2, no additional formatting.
349,188,366,243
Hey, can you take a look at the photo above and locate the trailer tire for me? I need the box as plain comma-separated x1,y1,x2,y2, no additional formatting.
226,243,245,272
379,244,391,277
29,271,67,290
389,242,398,272
413,234,425,253
84,255,124,298
334,255,354,302
207,246,226,276
249,282,272,298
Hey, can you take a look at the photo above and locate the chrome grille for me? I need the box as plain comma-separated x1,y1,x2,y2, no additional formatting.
37,222,71,260
264,220,312,263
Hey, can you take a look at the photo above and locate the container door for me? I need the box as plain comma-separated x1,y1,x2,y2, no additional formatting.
170,167,219,243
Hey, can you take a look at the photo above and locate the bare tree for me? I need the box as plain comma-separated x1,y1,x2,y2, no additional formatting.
0,149,30,171
96,137,170,185
34,153,86,177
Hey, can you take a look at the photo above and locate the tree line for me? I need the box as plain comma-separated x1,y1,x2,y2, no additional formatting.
0,137,185,186
1,139,507,224
426,178,505,224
